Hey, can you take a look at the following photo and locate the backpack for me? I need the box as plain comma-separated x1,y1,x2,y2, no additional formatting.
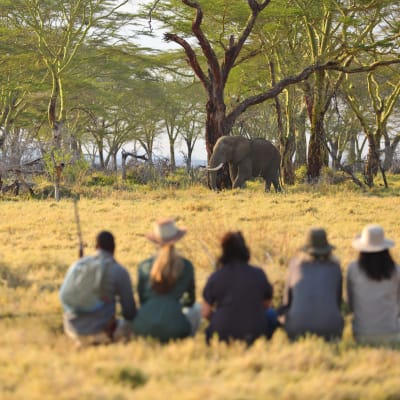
59,253,111,313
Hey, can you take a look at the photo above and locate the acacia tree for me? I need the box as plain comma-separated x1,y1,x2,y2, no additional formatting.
146,0,400,189
160,0,332,160
8,0,130,199
343,68,400,186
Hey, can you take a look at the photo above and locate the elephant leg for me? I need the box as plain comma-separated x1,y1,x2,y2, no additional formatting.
264,179,272,192
233,161,252,188
272,179,282,192
229,163,238,184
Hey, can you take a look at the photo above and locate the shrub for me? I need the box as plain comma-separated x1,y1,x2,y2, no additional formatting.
295,165,308,184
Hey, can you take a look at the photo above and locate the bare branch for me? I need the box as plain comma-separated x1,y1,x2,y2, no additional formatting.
147,0,162,32
164,33,210,89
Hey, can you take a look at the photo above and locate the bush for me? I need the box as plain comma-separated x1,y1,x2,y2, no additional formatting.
86,172,118,187
295,165,308,184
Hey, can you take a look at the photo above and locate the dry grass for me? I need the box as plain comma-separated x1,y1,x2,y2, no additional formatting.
1,179,400,399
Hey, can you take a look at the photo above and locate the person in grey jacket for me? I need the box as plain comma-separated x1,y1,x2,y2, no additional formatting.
281,228,344,341
347,224,400,344
61,231,137,346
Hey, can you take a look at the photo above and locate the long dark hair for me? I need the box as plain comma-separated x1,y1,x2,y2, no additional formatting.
217,231,250,267
358,249,395,281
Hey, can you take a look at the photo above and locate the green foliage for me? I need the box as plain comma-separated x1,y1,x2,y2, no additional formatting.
86,172,118,187
295,165,308,184
62,158,90,185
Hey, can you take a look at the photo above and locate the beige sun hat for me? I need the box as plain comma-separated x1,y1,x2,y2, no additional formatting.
146,218,187,245
300,227,335,256
352,224,394,253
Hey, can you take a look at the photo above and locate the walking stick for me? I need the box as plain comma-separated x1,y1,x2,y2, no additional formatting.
73,198,84,258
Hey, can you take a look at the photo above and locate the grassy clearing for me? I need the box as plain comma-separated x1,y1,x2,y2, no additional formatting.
1,179,400,399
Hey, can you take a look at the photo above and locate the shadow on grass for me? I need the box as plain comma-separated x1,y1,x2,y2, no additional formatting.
0,262,31,288
98,365,148,390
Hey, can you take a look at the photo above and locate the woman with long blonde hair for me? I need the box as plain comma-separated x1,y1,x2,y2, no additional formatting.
133,219,200,342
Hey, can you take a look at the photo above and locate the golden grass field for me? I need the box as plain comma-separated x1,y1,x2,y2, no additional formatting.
1,178,400,399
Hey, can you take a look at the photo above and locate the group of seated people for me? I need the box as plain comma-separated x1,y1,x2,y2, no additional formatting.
59,219,400,347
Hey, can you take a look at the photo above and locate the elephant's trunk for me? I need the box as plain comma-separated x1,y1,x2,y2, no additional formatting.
208,152,225,189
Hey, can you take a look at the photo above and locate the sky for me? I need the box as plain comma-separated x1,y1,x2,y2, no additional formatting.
124,1,207,164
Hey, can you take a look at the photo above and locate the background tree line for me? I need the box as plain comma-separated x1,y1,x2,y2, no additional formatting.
1,0,400,198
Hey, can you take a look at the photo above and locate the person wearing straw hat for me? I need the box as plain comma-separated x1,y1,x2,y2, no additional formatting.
280,228,344,341
347,224,400,344
132,218,201,342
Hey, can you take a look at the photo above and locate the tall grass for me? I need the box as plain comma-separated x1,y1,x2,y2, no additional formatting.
1,180,400,399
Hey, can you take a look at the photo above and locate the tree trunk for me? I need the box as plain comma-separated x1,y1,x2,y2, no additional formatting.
383,135,400,171
294,107,307,168
282,133,296,185
169,141,176,171
307,71,326,181
364,136,380,187
205,99,231,189
307,114,325,181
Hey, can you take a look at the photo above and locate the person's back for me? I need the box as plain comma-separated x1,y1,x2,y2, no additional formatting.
284,257,343,340
60,231,136,346
202,231,273,344
347,224,400,344
282,228,343,341
133,255,194,342
132,219,200,343
347,261,400,339
204,262,271,343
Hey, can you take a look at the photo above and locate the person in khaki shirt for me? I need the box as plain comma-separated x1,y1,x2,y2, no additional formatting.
347,224,400,344
281,228,343,341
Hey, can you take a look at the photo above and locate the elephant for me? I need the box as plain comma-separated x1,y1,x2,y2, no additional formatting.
207,135,282,192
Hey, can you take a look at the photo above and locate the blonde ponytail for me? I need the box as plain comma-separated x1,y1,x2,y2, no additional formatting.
150,244,184,293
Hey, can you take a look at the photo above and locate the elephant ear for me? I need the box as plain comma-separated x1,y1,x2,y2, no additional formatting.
232,137,251,163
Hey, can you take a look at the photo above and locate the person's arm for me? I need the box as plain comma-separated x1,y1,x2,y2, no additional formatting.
182,276,195,307
202,301,213,320
263,299,272,309
180,260,196,307
116,267,137,321
261,269,273,308
202,273,216,320
346,264,354,313
337,265,343,309
282,262,293,308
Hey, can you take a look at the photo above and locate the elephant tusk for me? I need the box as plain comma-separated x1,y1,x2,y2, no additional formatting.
206,163,224,171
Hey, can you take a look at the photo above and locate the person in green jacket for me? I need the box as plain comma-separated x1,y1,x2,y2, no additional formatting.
132,219,201,342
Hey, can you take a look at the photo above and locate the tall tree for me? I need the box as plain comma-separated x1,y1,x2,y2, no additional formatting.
144,0,400,188
8,0,130,199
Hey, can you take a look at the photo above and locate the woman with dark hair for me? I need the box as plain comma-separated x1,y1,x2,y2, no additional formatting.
347,224,400,344
202,231,274,344
281,228,344,341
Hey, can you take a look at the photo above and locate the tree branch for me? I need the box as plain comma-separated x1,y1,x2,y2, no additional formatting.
225,58,400,131
181,0,221,83
164,33,209,89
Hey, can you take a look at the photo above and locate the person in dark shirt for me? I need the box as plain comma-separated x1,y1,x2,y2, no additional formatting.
202,231,274,345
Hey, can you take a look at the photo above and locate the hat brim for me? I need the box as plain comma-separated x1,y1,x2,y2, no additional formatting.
146,229,186,245
300,244,335,256
352,238,394,253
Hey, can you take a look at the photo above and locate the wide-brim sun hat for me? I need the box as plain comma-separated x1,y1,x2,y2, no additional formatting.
300,227,335,256
352,224,394,253
146,218,187,245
